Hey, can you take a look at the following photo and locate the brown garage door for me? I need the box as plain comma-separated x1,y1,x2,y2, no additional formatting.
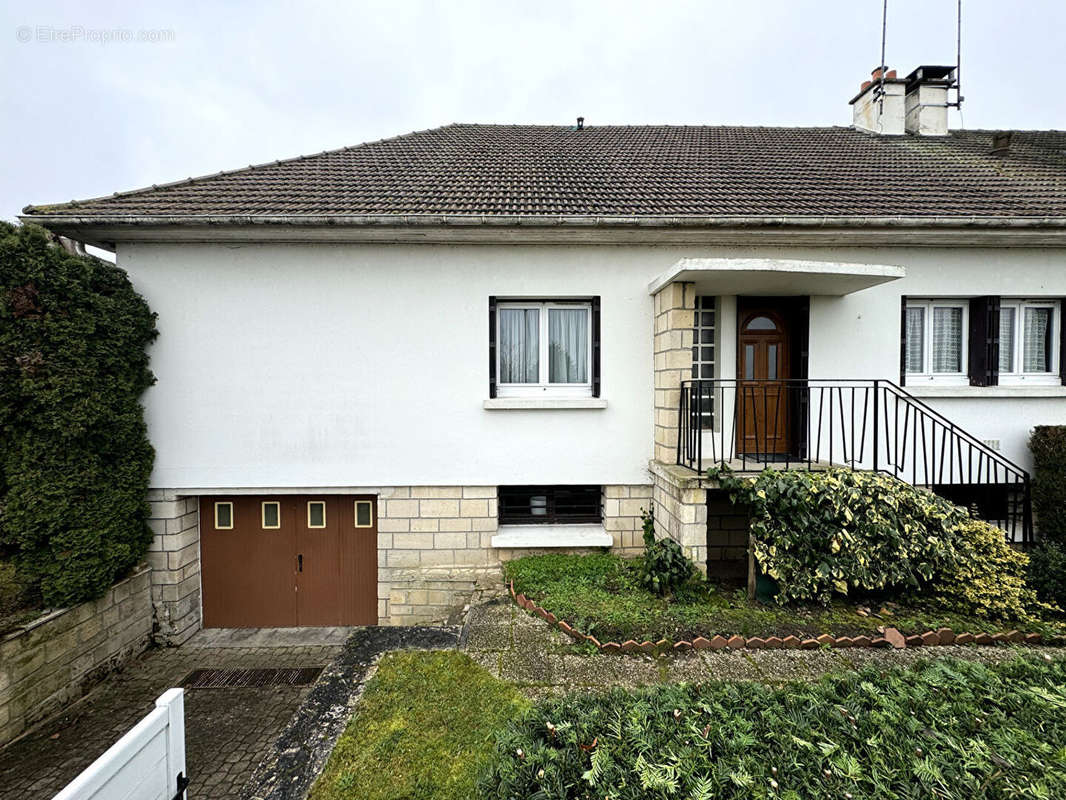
200,495,377,628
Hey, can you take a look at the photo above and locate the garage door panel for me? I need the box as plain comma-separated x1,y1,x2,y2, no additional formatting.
200,496,297,628
201,494,377,628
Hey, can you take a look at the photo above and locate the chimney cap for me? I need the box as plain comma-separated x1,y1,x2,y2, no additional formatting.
905,65,957,91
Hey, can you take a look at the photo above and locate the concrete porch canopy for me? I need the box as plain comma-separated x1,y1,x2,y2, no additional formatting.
648,258,906,296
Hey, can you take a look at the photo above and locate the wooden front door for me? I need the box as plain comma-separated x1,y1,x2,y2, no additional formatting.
737,310,791,456
200,495,378,628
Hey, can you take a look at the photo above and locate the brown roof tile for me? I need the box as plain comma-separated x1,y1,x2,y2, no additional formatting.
23,124,1066,220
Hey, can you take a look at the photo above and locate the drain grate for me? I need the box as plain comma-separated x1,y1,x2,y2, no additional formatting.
181,667,324,689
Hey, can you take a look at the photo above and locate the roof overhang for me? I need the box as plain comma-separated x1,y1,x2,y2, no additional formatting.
648,258,906,296
18,214,1066,252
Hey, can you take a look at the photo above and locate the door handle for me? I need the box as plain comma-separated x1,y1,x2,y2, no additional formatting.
297,554,303,573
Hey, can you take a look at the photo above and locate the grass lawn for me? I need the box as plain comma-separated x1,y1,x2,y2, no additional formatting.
308,651,529,800
504,553,1064,643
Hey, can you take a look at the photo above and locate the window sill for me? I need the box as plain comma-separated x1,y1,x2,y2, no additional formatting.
483,397,608,410
491,524,613,549
905,385,1066,398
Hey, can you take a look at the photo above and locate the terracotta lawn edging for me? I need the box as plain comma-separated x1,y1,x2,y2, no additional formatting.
508,581,1058,655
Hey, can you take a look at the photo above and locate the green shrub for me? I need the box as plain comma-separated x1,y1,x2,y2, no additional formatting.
480,656,1066,800
712,466,1039,620
1028,540,1066,609
637,507,695,596
1031,426,1066,543
0,223,157,607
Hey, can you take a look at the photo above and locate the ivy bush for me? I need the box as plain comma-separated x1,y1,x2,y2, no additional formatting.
711,466,1040,620
0,223,157,607
1031,426,1066,544
480,656,1066,800
637,508,695,596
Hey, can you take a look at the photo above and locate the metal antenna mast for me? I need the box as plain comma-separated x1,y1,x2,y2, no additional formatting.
877,0,888,114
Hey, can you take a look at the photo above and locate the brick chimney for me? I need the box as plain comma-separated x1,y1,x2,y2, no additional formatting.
849,66,905,135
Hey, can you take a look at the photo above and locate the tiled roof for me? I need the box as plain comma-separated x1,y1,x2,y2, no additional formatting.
22,124,1066,220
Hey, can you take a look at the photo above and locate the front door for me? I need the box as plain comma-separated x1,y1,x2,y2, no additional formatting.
200,495,378,628
737,310,790,457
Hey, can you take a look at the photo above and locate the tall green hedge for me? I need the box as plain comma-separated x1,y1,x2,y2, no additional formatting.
0,223,157,607
1031,426,1066,544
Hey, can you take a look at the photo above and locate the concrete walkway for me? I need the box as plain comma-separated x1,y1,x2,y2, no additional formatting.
0,630,344,800
462,599,1066,696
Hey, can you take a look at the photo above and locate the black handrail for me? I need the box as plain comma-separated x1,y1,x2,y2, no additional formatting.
677,378,1032,543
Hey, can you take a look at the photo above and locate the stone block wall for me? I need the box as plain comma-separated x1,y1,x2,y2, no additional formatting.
146,491,200,645
0,567,152,747
377,486,501,626
650,461,708,571
603,484,654,554
653,281,696,464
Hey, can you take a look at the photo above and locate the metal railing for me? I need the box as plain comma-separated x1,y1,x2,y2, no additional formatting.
677,378,1032,542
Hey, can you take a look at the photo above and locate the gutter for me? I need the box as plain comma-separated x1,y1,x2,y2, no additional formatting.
18,213,1066,229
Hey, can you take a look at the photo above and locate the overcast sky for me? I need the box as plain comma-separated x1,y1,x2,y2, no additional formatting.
4,0,1065,225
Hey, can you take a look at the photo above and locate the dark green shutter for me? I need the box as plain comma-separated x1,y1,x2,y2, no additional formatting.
899,296,907,385
488,296,497,398
968,296,1000,386
591,296,601,397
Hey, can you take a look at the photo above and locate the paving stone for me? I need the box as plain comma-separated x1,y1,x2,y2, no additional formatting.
0,640,342,800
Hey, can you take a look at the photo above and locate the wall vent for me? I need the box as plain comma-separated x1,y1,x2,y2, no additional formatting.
981,439,1001,451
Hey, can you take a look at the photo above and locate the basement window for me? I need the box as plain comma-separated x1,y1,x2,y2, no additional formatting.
498,485,601,525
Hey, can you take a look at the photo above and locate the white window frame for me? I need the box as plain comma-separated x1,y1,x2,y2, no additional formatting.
905,299,969,385
999,299,1059,385
496,300,593,398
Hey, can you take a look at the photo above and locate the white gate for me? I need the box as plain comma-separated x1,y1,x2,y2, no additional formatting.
53,688,187,800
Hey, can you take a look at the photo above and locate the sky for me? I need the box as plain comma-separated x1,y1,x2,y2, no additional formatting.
3,0,1065,227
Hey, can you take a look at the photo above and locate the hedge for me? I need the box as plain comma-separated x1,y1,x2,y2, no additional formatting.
481,656,1066,799
0,223,158,607
1031,426,1066,544
711,466,1040,620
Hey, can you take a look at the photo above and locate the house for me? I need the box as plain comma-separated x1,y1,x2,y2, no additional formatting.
21,65,1066,642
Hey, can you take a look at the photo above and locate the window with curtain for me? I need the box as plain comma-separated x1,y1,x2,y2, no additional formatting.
905,306,925,373
932,306,963,373
999,300,1057,382
496,301,592,396
999,306,1016,373
904,300,967,381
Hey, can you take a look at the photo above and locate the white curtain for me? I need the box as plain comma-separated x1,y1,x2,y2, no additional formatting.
499,308,539,382
1024,307,1051,372
905,307,924,373
932,307,962,373
999,307,1016,373
548,308,588,383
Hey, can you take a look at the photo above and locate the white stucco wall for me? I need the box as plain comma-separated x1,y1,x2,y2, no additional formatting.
118,241,1066,488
